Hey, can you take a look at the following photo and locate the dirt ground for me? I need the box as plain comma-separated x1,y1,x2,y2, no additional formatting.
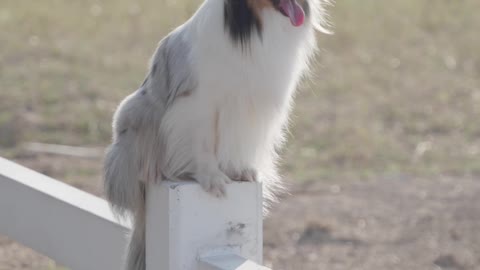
264,177,480,270
2,169,479,270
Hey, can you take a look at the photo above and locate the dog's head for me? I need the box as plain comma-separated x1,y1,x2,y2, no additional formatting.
224,0,330,46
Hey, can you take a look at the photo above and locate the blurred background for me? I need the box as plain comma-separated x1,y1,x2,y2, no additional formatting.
1,0,479,269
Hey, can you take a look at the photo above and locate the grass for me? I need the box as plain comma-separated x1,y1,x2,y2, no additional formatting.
0,0,480,184
286,0,480,181
0,0,479,269
1,0,479,182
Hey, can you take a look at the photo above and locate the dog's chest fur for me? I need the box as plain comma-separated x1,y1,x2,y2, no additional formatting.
163,1,315,176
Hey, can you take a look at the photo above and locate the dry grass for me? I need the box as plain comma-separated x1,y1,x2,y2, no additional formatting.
0,0,479,269
286,0,480,181
1,0,479,181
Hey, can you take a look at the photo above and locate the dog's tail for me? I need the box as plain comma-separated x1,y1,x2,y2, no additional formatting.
104,130,147,270
104,129,143,215
126,189,146,270
104,90,166,270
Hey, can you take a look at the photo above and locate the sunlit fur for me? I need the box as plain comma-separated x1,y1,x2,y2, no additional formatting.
103,1,330,269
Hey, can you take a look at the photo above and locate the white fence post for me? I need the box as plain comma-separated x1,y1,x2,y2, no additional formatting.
0,157,271,270
146,181,270,270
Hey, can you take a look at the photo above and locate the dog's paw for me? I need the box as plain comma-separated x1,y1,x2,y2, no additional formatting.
196,170,232,198
240,168,258,182
229,168,258,182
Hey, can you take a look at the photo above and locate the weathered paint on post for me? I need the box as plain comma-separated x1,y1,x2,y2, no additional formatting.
146,181,266,270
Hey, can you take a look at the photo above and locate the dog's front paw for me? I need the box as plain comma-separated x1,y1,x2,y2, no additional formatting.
229,168,258,182
196,170,232,198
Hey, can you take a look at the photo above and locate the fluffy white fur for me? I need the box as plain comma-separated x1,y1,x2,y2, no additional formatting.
104,0,329,269
163,4,315,196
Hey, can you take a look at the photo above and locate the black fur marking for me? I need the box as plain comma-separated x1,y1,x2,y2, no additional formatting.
224,0,262,48
303,0,310,16
162,37,172,92
151,63,157,75
140,77,148,88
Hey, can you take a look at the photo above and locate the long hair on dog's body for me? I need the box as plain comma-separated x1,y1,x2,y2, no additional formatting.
104,0,330,269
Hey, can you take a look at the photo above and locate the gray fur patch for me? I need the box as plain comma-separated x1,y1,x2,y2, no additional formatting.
146,28,197,108
103,25,196,270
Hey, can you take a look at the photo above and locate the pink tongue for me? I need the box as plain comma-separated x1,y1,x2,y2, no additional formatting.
280,0,305,27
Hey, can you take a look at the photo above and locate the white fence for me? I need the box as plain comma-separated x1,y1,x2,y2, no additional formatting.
0,157,271,270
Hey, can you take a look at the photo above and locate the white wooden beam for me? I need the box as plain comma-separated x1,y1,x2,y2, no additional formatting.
146,181,269,270
0,157,130,270
199,253,271,270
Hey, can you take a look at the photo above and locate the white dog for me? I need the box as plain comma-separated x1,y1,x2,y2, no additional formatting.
103,0,330,269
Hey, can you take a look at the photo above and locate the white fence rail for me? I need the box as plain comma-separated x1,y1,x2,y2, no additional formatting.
0,157,129,270
0,157,271,270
